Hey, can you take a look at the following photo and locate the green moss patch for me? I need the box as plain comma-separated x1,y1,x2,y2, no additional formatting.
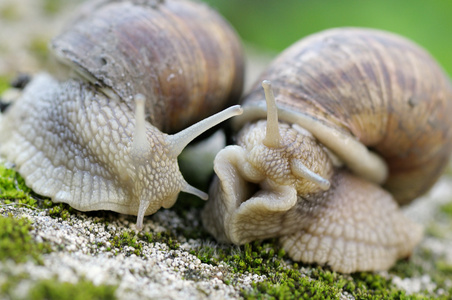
440,201,452,217
28,36,49,62
0,76,10,94
185,239,450,299
0,164,76,220
107,229,181,256
28,278,117,300
0,216,51,264
42,0,65,15
0,3,20,21
0,164,36,207
1,276,117,300
42,200,74,221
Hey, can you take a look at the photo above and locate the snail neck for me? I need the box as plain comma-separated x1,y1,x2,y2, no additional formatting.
240,80,332,192
129,95,242,229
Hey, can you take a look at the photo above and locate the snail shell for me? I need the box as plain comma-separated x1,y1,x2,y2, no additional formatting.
52,0,244,133
202,28,452,273
0,0,244,229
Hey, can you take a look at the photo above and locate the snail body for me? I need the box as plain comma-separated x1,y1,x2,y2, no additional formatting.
0,0,244,229
202,28,452,273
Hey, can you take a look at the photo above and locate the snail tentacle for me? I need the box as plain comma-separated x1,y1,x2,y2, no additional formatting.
262,80,281,148
291,159,330,190
167,105,243,158
180,181,208,201
130,94,150,161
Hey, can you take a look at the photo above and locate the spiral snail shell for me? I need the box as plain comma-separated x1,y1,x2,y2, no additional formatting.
202,27,452,273
0,0,244,229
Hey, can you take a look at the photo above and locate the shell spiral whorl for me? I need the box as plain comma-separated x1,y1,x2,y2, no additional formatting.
239,27,452,204
51,0,245,133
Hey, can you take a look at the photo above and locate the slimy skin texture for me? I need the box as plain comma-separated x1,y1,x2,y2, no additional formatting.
202,120,423,273
0,74,182,217
0,74,242,229
202,28,452,273
279,172,422,274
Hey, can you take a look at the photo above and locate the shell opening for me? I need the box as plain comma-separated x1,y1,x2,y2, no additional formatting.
262,80,281,148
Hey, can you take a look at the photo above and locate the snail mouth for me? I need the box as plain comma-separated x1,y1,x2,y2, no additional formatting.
241,182,260,204
203,145,299,244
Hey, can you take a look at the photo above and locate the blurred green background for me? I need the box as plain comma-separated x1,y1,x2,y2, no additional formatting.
202,0,452,76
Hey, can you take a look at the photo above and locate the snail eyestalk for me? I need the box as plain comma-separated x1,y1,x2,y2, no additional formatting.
291,159,331,190
262,80,281,148
131,94,150,160
168,105,243,157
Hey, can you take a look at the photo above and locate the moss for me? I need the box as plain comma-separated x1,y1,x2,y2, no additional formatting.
435,260,452,274
245,276,342,300
0,3,20,21
0,76,11,94
0,164,37,207
109,230,143,256
1,275,117,300
439,201,452,217
28,36,49,62
139,230,181,250
0,164,77,221
42,0,64,15
107,229,180,256
25,278,116,300
185,238,447,299
0,272,30,298
43,200,74,221
0,215,51,264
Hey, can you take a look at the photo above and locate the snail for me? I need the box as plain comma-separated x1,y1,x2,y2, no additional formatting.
0,0,245,229
202,28,452,273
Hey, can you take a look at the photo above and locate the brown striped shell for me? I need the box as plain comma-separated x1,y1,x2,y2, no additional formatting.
51,0,244,133
236,27,452,204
